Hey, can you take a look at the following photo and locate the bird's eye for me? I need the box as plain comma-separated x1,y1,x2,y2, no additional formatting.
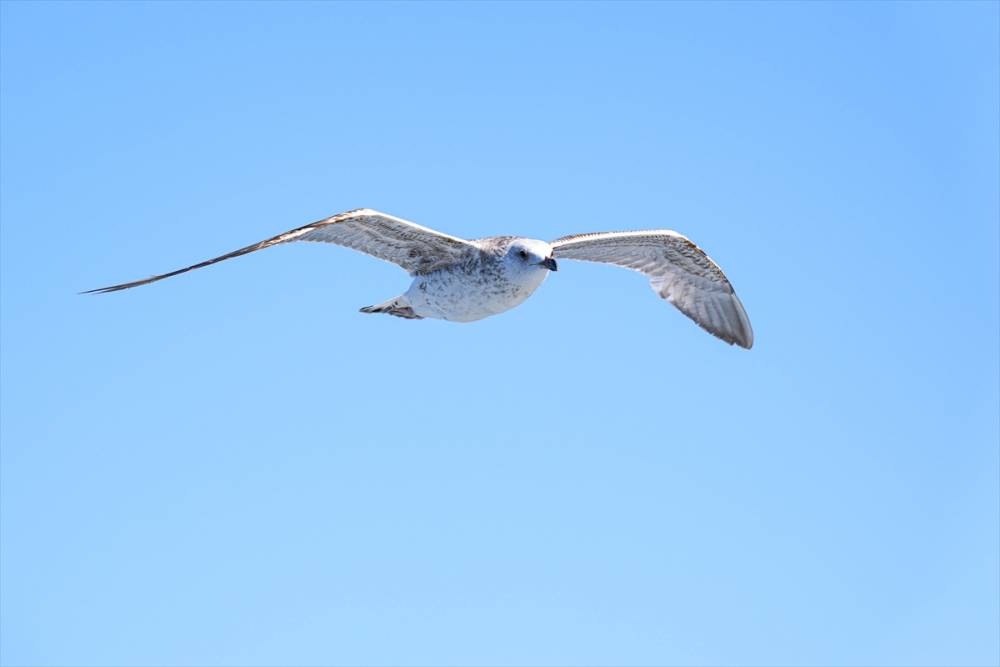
518,249,528,259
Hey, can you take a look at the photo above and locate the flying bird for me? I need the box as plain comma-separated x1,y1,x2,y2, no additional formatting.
84,208,753,348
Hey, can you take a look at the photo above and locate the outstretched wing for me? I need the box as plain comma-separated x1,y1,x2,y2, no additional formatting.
551,230,753,348
83,208,475,293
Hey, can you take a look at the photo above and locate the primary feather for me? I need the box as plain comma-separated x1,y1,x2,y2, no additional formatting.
551,230,753,348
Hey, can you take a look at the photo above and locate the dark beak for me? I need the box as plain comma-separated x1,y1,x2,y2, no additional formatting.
540,256,558,272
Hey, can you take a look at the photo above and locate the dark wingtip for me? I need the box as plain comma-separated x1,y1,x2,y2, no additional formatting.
79,280,150,294
80,285,123,295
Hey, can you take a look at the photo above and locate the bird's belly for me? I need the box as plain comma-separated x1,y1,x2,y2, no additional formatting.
405,271,541,322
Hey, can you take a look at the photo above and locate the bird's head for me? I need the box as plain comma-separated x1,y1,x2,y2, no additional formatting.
504,238,557,276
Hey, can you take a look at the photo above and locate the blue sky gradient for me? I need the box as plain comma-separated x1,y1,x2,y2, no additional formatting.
1,2,998,665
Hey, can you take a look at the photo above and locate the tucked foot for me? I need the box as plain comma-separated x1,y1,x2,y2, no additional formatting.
359,297,423,320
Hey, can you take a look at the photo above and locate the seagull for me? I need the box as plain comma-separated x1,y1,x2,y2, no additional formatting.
84,208,753,348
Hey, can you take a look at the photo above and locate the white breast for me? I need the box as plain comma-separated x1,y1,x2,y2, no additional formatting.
404,263,549,322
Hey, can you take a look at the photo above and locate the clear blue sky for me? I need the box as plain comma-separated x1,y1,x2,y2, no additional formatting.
1,2,997,665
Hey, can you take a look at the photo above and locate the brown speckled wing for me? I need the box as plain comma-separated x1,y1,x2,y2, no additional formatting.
82,209,475,293
551,230,753,348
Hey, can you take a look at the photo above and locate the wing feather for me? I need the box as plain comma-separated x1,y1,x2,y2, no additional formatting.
551,230,753,348
82,208,474,293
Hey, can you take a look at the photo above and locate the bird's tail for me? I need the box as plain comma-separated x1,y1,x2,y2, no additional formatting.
359,296,423,320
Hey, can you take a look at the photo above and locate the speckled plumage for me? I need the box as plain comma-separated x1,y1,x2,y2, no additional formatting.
84,208,753,348
401,236,553,322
